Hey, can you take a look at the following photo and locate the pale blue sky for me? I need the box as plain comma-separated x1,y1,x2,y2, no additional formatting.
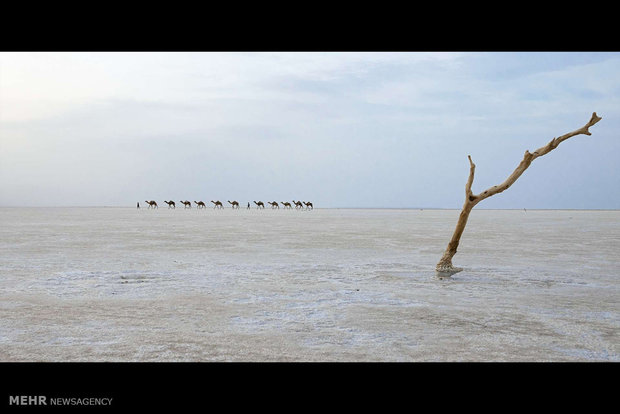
1,52,618,208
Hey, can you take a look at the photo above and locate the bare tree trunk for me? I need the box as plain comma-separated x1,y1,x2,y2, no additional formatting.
436,112,602,276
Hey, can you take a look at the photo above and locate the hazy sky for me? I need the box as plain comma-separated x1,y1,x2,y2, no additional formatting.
1,52,619,208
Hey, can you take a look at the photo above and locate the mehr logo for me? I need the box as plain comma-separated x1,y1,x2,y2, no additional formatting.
9,395,113,406
9,396,47,405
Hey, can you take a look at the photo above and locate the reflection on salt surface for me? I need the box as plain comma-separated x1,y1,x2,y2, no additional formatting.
0,207,618,361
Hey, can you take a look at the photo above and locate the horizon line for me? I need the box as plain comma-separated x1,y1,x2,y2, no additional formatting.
1,206,619,211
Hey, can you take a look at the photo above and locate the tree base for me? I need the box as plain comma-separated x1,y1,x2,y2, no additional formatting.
435,265,463,278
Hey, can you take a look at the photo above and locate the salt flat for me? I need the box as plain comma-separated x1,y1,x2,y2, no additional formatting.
0,207,618,361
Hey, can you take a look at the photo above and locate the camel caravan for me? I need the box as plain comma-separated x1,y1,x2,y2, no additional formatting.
139,200,313,210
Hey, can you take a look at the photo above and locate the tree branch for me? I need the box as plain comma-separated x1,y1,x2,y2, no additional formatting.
436,112,602,276
465,155,476,201
531,112,602,159
473,112,602,203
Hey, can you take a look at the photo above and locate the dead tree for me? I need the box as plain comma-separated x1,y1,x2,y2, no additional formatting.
436,112,602,277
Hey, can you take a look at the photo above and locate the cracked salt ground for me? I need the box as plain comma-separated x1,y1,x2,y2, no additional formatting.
0,207,618,361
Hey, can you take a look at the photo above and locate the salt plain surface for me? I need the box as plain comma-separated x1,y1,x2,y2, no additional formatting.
0,207,618,361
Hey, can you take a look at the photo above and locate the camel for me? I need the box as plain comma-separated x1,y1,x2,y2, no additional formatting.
228,200,240,209
164,200,176,209
292,200,304,209
303,201,313,210
268,201,279,209
180,200,191,208
253,201,265,209
211,200,223,209
281,201,292,209
145,200,158,209
194,200,206,209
